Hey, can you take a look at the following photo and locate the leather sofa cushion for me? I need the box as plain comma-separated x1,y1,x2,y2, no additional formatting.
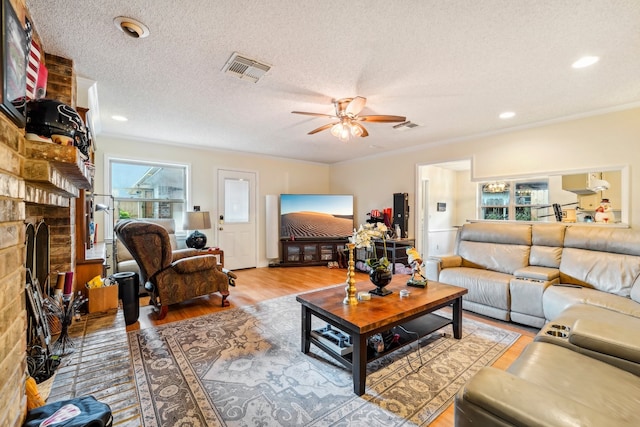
560,247,640,297
459,241,530,275
456,223,531,274
458,222,531,245
457,342,640,427
439,267,511,310
564,225,640,257
570,316,640,364
543,285,640,320
529,245,562,268
508,342,640,425
532,223,566,247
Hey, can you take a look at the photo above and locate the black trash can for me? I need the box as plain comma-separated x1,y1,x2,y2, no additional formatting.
112,271,139,325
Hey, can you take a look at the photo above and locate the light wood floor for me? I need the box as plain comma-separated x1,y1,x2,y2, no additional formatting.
127,266,536,427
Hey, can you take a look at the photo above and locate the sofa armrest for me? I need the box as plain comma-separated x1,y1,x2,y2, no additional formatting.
570,317,640,364
425,255,462,281
513,266,559,282
458,367,622,427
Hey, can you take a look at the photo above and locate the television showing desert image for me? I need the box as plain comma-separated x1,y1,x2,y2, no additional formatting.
280,194,354,239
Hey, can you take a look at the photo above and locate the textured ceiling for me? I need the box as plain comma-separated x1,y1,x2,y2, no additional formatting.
26,0,640,164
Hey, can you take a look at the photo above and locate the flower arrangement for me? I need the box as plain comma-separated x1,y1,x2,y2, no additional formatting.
350,222,390,270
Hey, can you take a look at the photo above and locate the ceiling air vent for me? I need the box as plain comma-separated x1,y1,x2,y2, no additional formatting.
393,121,419,131
223,53,271,83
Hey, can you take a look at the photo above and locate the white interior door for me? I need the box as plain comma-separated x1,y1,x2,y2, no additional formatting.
217,169,257,270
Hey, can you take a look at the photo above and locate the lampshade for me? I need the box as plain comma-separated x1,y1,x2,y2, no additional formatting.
184,211,211,249
183,211,211,230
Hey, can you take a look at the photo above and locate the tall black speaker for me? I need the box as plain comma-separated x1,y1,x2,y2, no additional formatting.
393,192,409,238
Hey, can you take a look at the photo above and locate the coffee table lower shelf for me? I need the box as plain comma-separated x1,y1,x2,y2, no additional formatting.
310,313,452,366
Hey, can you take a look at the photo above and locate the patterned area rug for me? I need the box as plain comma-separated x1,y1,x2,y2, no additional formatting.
129,293,520,426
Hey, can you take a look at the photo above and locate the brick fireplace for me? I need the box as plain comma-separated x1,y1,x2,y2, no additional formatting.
0,17,88,421
0,121,92,427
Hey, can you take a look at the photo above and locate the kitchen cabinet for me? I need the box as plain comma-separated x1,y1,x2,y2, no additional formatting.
578,193,600,210
562,174,595,195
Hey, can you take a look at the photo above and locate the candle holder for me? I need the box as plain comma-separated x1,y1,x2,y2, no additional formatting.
343,243,358,305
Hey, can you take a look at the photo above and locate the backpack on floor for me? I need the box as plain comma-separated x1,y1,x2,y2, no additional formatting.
23,395,113,427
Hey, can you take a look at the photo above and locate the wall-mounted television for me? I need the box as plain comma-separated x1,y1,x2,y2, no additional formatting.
280,194,354,240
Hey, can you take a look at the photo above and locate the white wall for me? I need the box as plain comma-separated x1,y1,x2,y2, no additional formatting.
93,107,640,267
330,107,640,232
93,136,332,267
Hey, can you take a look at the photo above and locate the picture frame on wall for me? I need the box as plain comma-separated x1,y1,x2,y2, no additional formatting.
0,0,27,127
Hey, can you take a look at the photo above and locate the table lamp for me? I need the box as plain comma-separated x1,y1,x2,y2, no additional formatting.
184,211,211,249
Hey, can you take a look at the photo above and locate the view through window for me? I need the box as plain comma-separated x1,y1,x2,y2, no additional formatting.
479,179,549,221
110,159,187,231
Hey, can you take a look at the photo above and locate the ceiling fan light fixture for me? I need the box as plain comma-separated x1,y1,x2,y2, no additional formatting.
292,96,404,140
330,123,343,138
350,122,363,137
338,125,350,142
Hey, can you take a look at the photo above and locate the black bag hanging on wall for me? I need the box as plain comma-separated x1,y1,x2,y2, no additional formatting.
23,396,113,427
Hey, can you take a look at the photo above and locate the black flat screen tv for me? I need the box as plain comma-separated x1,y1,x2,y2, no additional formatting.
280,194,354,240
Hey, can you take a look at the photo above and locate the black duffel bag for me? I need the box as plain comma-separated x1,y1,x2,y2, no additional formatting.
23,396,112,427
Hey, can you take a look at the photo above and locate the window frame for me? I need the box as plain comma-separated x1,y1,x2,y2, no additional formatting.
106,157,190,237
478,178,549,221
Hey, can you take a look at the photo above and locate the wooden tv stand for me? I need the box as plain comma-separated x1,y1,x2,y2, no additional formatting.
280,238,348,267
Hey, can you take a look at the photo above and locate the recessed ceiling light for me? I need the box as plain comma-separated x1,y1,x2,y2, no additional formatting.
114,16,150,38
572,56,600,69
499,112,516,119
112,115,128,122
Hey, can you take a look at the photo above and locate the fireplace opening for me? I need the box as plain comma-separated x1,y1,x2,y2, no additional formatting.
26,221,50,294
24,221,59,384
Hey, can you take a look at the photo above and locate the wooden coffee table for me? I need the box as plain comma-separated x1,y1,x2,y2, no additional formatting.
296,277,468,395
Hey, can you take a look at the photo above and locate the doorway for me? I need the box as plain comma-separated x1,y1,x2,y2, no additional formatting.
415,160,472,258
217,169,257,269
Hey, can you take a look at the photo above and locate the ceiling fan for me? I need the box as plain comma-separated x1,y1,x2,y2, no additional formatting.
292,96,406,142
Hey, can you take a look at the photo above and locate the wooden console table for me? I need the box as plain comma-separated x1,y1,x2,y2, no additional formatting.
373,238,415,273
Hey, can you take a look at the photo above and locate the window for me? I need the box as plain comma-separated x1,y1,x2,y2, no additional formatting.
109,159,187,231
479,179,549,221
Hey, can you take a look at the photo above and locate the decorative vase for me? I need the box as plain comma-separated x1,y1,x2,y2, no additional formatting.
369,266,393,296
343,243,358,305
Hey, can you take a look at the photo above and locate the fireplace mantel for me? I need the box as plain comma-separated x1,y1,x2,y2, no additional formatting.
24,139,93,207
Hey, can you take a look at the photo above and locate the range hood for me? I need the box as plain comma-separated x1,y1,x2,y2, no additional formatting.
562,173,610,195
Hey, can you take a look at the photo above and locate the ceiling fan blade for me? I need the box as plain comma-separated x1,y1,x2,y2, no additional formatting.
292,111,338,119
352,122,369,137
307,122,338,135
345,96,367,116
357,115,406,123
